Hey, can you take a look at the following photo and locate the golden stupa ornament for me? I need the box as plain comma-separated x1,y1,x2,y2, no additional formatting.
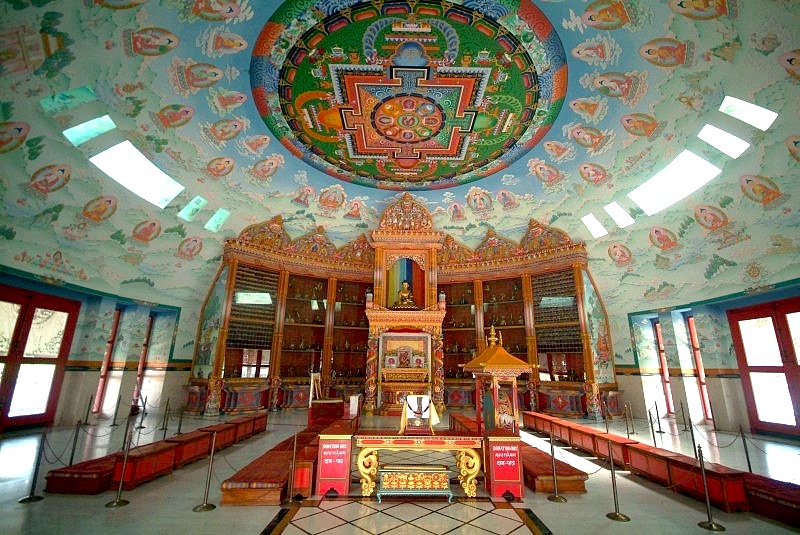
485,324,503,348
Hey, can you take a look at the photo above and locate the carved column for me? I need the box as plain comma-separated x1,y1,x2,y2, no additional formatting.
431,328,445,413
363,327,380,413
584,379,601,419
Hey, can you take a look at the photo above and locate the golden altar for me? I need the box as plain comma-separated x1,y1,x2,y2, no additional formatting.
354,433,482,498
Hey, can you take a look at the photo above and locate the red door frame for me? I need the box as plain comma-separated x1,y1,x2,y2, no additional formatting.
0,284,81,432
652,321,675,414
727,296,800,437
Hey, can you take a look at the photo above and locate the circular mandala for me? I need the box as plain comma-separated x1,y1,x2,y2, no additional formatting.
251,0,567,190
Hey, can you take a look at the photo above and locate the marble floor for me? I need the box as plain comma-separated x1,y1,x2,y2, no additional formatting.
0,408,798,535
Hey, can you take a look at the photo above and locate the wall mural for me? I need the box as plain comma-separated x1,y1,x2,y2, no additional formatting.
0,1,798,371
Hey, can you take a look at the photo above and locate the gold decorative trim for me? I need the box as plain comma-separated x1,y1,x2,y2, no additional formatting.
354,436,482,498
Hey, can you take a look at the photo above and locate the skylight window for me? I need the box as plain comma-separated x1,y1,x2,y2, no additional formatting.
89,140,184,209
697,124,750,158
203,208,230,233
580,213,608,238
718,96,778,131
63,115,116,146
603,202,635,229
177,196,208,222
627,150,721,216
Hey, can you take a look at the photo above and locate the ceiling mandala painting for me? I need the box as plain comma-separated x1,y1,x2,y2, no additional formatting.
251,1,567,189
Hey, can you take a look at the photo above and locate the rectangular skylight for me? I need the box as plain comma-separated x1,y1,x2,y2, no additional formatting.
718,96,778,131
697,124,750,158
203,208,230,232
627,150,721,216
177,195,208,222
580,213,608,238
63,115,116,146
234,292,272,305
89,140,185,209
603,201,635,228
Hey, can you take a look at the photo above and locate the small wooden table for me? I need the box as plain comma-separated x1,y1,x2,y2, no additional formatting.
377,464,452,503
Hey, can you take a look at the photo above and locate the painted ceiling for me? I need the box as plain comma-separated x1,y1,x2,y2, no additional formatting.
1,0,799,363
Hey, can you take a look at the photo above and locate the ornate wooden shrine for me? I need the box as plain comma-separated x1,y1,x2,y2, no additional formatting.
463,325,532,435
189,192,618,419
365,193,446,414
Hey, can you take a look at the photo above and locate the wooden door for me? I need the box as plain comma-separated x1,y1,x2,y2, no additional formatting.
728,296,800,436
0,285,80,431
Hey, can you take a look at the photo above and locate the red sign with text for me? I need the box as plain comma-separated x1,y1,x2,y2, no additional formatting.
315,439,352,496
488,442,523,498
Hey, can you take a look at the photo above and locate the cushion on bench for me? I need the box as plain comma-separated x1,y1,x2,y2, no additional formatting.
45,455,116,495
221,451,293,505
744,473,800,526
519,444,588,493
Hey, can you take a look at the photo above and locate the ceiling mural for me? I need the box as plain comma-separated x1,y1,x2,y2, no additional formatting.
0,0,799,361
251,0,566,189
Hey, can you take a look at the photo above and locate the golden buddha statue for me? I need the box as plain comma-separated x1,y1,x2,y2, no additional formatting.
393,280,418,309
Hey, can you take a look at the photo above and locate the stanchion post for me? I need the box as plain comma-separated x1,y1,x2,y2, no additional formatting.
193,431,218,512
681,401,690,432
68,419,82,466
648,410,657,446
83,394,94,426
654,402,664,434
175,408,185,435
120,413,133,451
696,445,726,532
110,395,122,427
547,431,567,503
689,420,698,460
19,429,47,503
628,403,637,435
739,426,752,473
623,403,631,438
135,396,147,429
601,401,610,433
290,433,301,500
605,439,630,522
159,398,171,431
106,429,133,508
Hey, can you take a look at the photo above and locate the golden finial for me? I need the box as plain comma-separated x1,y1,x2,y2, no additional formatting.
486,325,499,346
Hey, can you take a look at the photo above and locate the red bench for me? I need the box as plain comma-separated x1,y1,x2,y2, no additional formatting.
667,453,748,513
521,411,558,434
221,450,293,505
568,424,606,455
519,444,587,493
164,430,212,468
112,441,177,490
45,455,116,495
449,413,479,434
744,473,800,525
627,442,683,486
198,422,237,451
592,432,639,469
251,412,268,434
227,415,256,443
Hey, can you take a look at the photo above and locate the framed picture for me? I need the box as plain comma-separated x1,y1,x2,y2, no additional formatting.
380,332,429,370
